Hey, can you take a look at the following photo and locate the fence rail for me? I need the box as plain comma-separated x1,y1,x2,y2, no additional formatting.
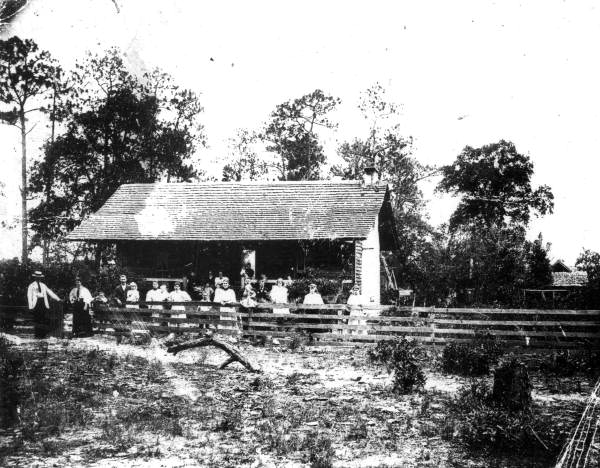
1,302,599,349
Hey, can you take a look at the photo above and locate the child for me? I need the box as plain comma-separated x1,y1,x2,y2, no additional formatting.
126,282,140,309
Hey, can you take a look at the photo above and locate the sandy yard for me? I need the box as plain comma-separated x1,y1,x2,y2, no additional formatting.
0,334,593,467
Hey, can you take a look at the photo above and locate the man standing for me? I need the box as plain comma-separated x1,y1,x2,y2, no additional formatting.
255,275,271,303
69,277,93,337
112,274,129,307
185,271,202,299
27,271,61,339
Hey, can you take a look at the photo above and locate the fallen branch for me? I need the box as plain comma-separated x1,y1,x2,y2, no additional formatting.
528,424,549,451
167,336,261,373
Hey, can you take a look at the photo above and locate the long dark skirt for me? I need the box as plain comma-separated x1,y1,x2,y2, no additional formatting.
33,298,50,339
72,300,92,337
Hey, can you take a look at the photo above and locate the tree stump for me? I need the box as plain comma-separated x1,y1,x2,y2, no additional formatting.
167,336,261,373
492,359,532,412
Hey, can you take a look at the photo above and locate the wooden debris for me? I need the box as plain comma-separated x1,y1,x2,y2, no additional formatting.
167,336,261,373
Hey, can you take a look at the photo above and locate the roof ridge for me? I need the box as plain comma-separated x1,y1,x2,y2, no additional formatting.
119,180,388,187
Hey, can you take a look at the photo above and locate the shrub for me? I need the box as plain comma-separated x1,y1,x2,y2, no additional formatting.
448,379,568,460
539,350,600,377
441,332,504,376
368,338,426,394
288,335,307,352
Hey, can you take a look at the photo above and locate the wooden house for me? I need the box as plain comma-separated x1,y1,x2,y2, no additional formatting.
68,178,398,303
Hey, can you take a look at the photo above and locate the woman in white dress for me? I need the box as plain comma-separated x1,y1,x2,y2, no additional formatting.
240,279,257,308
168,282,192,328
347,284,368,335
126,282,147,335
125,282,139,308
270,278,289,314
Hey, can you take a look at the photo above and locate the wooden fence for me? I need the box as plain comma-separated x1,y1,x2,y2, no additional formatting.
1,302,599,349
0,303,64,338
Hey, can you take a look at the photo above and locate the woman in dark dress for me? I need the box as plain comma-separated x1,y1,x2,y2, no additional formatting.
69,277,93,337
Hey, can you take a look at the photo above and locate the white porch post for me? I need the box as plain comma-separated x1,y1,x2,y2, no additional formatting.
360,215,380,304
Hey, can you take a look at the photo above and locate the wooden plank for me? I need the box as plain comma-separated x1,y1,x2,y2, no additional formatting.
432,328,600,339
98,308,238,318
308,339,600,349
254,303,397,311
404,307,600,316
307,333,599,346
95,324,240,335
238,312,430,322
245,321,432,332
434,319,600,326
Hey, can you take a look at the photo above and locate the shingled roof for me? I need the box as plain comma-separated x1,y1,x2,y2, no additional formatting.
68,181,393,242
551,271,589,287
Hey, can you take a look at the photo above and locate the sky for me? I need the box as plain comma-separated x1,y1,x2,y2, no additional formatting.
0,0,598,263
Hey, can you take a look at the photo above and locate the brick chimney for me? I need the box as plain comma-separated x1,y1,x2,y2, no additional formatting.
362,166,379,187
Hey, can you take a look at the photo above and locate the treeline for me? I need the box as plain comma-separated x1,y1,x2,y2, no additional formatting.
1,36,598,308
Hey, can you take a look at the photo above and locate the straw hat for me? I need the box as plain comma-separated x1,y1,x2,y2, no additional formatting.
32,271,44,279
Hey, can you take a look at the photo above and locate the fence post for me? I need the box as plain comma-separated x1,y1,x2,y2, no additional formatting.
50,300,64,338
430,311,436,345
247,305,252,337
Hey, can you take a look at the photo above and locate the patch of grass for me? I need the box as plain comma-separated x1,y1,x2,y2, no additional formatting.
345,417,368,441
100,418,141,452
286,372,304,386
304,431,335,468
214,405,243,432
249,375,274,391
258,419,303,456
146,359,164,383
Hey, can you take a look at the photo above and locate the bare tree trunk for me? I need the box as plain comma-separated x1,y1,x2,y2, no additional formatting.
43,86,57,268
20,109,27,265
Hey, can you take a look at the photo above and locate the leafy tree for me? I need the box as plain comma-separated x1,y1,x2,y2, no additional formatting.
523,233,552,288
575,249,600,308
575,249,600,283
262,89,339,180
332,84,435,288
0,36,60,263
438,140,554,230
28,48,204,255
428,141,555,306
222,129,269,181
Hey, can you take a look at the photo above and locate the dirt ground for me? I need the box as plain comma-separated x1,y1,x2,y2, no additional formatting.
0,333,593,468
